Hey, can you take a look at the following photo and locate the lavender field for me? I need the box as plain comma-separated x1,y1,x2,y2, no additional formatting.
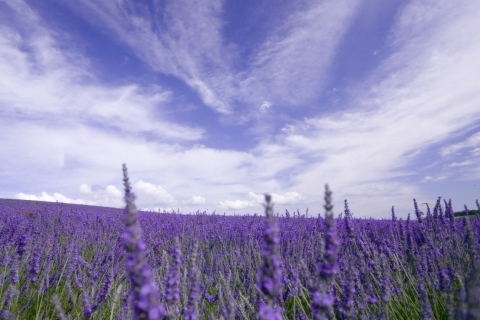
1,165,479,320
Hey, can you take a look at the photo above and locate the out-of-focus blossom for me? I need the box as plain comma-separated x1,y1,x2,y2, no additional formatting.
257,194,284,320
122,164,165,320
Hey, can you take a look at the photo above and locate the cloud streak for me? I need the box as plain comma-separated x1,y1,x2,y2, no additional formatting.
0,1,204,142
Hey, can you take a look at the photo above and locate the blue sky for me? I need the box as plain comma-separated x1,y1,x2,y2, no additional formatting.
1,0,479,218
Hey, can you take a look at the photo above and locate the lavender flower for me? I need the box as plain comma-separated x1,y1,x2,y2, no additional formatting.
391,206,397,223
344,200,352,218
338,276,356,320
0,311,13,320
257,194,284,320
122,164,164,320
463,214,477,269
320,185,339,282
29,246,40,283
183,243,200,320
433,197,442,220
310,184,338,320
165,237,182,319
52,294,70,320
10,258,19,285
82,291,93,320
417,282,434,320
413,199,423,223
466,259,480,319
344,200,354,239
2,285,19,310
438,268,453,293
96,270,113,306
16,230,29,258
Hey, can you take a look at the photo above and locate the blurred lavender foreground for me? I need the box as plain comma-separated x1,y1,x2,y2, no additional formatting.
0,168,480,318
122,164,164,319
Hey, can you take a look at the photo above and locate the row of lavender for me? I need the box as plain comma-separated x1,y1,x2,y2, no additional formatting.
0,166,479,319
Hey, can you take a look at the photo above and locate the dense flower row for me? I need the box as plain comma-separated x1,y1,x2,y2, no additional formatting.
0,166,479,319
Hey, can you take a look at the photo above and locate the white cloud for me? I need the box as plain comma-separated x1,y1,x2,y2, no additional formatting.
260,101,271,113
248,191,304,205
440,132,480,157
79,184,92,194
219,191,304,210
421,176,447,183
448,161,474,167
106,185,123,198
18,184,125,208
15,192,85,204
183,195,206,205
0,2,204,142
219,199,257,210
133,181,177,206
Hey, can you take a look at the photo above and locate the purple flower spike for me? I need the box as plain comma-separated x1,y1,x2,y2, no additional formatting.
413,199,423,223
463,214,477,268
165,237,182,319
310,184,338,320
29,248,40,282
52,294,70,320
122,164,164,320
183,243,200,320
391,206,397,223
16,230,30,258
320,186,339,282
417,283,434,320
257,194,284,320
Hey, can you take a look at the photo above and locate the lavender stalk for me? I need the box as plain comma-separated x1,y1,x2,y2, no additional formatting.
257,194,284,320
122,164,164,320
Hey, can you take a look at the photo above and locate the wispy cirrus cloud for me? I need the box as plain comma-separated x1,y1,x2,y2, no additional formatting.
441,132,480,158
244,0,480,215
67,0,234,114
238,0,360,110
68,0,361,121
0,0,204,142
